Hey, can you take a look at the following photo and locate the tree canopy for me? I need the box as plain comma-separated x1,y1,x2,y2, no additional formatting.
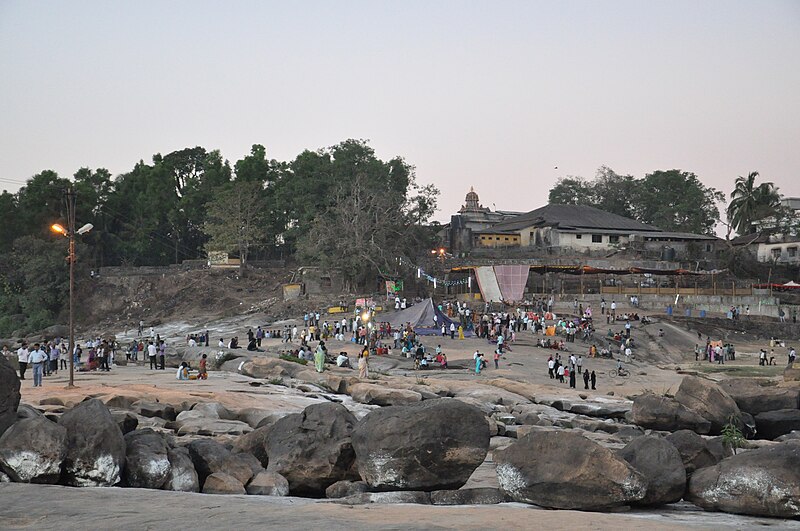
726,171,783,236
548,166,724,235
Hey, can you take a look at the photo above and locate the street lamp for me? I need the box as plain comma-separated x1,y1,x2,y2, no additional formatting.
50,188,92,388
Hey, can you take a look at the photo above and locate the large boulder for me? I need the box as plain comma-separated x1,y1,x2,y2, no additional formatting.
133,401,177,421
352,398,489,492
246,471,289,496
163,447,199,492
349,383,423,406
122,429,171,489
718,379,800,415
631,393,712,434
494,430,646,510
665,430,722,475
0,355,21,437
264,402,358,496
0,416,67,483
687,441,800,517
325,480,371,499
754,409,800,440
617,435,686,506
187,439,254,488
674,376,743,435
233,426,270,466
59,399,126,486
109,410,139,435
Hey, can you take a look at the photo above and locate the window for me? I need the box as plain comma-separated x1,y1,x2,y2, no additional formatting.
705,244,713,252
772,248,782,259
609,235,620,244
592,234,603,243
504,237,509,241
575,234,582,240
496,237,500,240
789,247,798,258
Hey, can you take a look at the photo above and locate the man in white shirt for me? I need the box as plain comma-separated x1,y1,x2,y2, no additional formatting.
17,343,30,380
147,341,158,370
28,344,48,387
336,352,351,368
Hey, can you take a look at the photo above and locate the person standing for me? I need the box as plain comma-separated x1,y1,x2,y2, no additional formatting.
147,341,157,370
256,326,264,347
29,343,47,387
475,353,483,375
158,340,166,370
590,370,597,390
556,363,565,383
547,356,555,379
358,351,369,378
611,300,617,319
576,355,583,374
17,343,29,380
583,369,590,389
569,367,576,389
314,342,326,373
493,349,500,369
449,322,456,340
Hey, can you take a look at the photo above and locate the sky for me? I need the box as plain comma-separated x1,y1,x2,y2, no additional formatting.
1,0,799,224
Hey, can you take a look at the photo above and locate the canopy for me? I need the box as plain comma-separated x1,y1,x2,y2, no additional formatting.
380,298,471,336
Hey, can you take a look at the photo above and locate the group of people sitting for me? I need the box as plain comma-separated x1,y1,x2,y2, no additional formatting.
175,354,208,381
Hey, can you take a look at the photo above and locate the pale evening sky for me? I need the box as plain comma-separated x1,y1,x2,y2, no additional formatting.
1,0,799,223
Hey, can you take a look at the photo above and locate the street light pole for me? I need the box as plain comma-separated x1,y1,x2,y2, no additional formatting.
66,187,76,389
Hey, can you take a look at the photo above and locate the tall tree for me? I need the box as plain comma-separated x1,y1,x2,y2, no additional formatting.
548,177,594,205
634,170,723,235
592,166,637,218
727,171,782,237
203,181,267,271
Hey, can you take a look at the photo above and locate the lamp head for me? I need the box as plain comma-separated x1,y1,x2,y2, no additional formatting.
77,223,94,235
50,223,66,236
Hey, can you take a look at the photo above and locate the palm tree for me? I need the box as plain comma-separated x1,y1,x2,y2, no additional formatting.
727,172,782,236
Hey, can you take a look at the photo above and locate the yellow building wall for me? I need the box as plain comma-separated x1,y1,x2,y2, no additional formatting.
476,233,521,248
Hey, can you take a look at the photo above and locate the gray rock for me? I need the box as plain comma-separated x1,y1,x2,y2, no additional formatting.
754,409,800,440
133,401,177,421
325,480,370,499
333,491,432,505
674,376,743,435
687,440,800,517
202,472,246,495
617,435,686,506
494,430,646,510
0,416,66,483
430,487,511,505
631,393,712,434
122,429,171,489
110,410,139,435
246,471,289,496
665,430,721,475
718,379,800,415
187,439,254,488
163,447,199,492
352,398,489,492
191,401,236,420
265,402,358,496
0,355,21,437
16,404,43,420
349,383,423,406
59,399,126,487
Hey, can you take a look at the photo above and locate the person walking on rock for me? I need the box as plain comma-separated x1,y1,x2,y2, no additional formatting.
16,343,29,380
314,342,326,373
358,351,369,378
583,369,590,389
590,370,596,390
29,343,47,387
569,367,576,388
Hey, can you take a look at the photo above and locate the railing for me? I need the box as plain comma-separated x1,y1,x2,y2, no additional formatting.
599,286,753,296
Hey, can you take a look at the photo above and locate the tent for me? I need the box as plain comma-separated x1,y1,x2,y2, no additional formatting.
380,298,472,336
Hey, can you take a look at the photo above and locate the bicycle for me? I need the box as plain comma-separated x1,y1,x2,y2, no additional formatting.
609,368,630,378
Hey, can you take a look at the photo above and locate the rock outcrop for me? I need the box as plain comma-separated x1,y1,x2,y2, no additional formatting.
754,409,800,440
59,399,126,487
246,471,289,496
352,399,489,491
348,383,423,406
687,441,800,517
0,416,66,483
202,472,246,495
674,376,742,435
264,402,359,496
122,429,171,489
617,435,686,506
665,430,723,475
631,393,711,434
718,379,799,415
163,447,199,492
494,430,646,510
0,355,21,437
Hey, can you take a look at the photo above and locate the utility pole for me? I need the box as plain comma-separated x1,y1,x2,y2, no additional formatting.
66,187,76,389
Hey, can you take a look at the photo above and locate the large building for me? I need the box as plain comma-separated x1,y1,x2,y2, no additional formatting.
445,190,719,258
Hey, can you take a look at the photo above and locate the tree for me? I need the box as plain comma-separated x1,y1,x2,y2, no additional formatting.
727,171,783,237
548,177,594,205
592,166,637,219
203,181,267,271
634,170,723,235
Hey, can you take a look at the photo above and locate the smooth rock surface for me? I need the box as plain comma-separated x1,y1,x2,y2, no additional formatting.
632,393,712,434
202,472,246,495
122,429,171,489
754,409,800,440
58,399,126,487
0,416,66,483
674,376,743,435
352,398,489,491
163,447,199,492
246,471,289,496
618,435,686,506
494,430,646,510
